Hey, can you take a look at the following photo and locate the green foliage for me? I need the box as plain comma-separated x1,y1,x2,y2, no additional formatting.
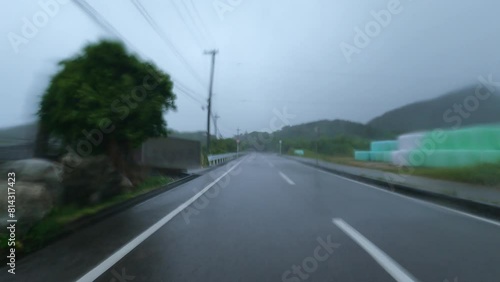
38,40,176,154
284,135,370,156
210,138,238,154
275,119,393,140
411,162,500,187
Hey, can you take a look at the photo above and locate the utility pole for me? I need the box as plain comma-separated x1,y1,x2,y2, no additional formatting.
236,128,240,157
204,49,218,154
315,126,319,165
212,113,220,140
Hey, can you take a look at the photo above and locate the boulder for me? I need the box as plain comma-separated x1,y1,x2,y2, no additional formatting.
0,181,53,235
0,159,63,205
61,154,131,206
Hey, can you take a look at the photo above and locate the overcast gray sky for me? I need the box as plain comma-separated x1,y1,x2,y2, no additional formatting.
2,0,500,137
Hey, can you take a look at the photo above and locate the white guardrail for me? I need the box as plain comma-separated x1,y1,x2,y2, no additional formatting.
207,152,242,166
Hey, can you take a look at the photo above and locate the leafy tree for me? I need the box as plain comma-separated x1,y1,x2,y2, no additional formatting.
38,40,176,177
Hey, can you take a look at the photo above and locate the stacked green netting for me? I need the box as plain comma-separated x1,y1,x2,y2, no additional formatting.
370,141,398,151
366,140,398,163
423,125,500,151
369,151,393,163
354,151,371,161
411,125,500,167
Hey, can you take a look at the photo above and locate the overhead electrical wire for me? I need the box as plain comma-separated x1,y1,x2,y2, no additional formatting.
75,0,207,109
169,0,206,49
131,0,207,89
188,0,217,46
180,0,217,48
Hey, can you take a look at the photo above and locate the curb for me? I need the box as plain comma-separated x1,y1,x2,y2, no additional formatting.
292,158,500,220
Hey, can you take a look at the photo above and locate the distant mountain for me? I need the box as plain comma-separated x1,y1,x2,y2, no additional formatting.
239,119,392,145
274,119,391,140
368,86,500,134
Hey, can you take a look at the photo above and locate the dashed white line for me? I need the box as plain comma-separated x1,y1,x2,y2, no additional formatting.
333,218,418,282
75,157,247,282
279,171,295,185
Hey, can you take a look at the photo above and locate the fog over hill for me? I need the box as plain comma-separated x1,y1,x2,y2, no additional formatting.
2,85,499,144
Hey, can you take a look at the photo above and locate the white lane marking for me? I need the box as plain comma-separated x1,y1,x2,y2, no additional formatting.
279,171,295,185
333,218,418,282
76,157,247,282
324,171,500,228
267,160,274,167
291,158,500,228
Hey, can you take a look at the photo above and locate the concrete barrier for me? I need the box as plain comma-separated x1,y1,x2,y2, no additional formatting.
207,152,242,166
135,137,201,170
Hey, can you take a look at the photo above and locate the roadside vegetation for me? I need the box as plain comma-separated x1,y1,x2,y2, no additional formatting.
0,39,180,261
292,149,500,187
0,176,174,257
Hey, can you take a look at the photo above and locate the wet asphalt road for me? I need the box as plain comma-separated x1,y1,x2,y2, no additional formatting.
3,153,500,282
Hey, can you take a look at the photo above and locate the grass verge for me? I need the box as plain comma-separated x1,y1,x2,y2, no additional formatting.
1,176,174,257
291,150,500,187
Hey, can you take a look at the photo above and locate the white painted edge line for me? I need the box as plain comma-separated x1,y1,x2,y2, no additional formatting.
279,171,295,185
76,157,247,282
311,165,500,228
333,218,418,282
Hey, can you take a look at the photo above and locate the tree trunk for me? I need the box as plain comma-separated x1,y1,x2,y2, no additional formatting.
106,136,139,185
34,121,49,158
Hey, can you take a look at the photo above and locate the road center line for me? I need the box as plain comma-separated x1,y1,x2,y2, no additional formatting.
333,218,418,282
75,157,247,282
279,171,295,185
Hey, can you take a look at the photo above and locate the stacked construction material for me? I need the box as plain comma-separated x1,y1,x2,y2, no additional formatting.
354,124,500,167
354,140,397,163
370,141,397,163
393,125,500,167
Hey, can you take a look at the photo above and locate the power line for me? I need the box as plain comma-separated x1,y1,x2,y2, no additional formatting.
189,0,217,46
181,0,217,48
174,86,206,106
174,80,207,103
75,0,206,109
170,0,205,49
131,0,207,88
74,0,135,48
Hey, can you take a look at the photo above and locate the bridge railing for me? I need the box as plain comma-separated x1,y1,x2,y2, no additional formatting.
207,152,243,166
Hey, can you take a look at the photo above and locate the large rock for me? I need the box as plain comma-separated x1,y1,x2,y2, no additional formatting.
61,154,132,206
0,181,53,235
0,159,63,204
